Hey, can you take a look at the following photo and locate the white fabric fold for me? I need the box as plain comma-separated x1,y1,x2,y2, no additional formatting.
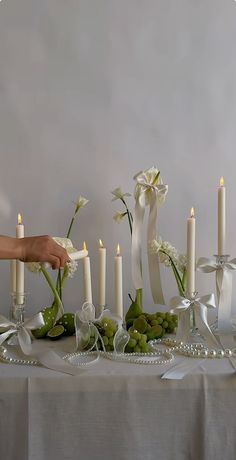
131,168,168,304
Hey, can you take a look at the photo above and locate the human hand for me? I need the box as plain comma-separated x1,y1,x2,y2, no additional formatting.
18,236,70,269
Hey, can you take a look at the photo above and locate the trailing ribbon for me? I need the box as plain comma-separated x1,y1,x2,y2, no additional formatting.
197,257,236,334
131,167,168,304
75,303,129,353
0,313,86,375
0,313,44,355
170,294,219,348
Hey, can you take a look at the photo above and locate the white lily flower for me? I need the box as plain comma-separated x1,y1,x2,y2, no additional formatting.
26,237,79,274
134,167,167,205
52,237,74,250
113,211,127,223
111,187,131,202
74,196,89,212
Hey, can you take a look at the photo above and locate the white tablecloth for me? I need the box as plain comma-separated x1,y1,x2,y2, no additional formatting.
1,337,236,460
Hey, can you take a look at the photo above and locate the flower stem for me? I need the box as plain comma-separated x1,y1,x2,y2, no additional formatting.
121,198,133,236
40,265,63,313
159,250,185,296
66,215,75,239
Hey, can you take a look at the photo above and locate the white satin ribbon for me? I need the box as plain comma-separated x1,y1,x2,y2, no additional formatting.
75,303,129,353
131,169,168,304
0,313,86,375
170,294,219,348
197,257,236,334
0,313,45,355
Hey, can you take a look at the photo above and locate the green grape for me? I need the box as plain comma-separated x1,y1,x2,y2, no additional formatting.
146,325,163,340
157,312,166,319
130,330,141,341
147,314,157,322
150,319,159,326
105,329,114,338
166,322,175,333
106,345,112,352
108,337,114,346
139,336,147,347
125,345,133,353
165,313,172,321
127,338,137,348
134,345,141,353
156,316,163,325
140,343,150,353
133,316,148,333
102,335,109,346
162,320,169,329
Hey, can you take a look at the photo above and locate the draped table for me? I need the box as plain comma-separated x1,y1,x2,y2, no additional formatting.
1,337,236,460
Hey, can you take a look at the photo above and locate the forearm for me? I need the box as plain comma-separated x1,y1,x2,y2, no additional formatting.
0,236,22,260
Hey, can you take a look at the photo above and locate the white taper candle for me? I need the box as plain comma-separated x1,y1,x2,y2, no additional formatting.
187,207,196,296
16,213,24,305
83,242,93,304
98,239,106,308
115,244,123,319
218,176,226,255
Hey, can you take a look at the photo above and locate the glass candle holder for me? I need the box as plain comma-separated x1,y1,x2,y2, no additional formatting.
10,292,27,325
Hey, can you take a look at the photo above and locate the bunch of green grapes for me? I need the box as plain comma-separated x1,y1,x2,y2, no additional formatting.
125,329,150,353
127,312,178,343
95,316,118,352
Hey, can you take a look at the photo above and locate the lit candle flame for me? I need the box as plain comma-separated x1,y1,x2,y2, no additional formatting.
190,207,195,218
83,241,87,251
220,176,225,187
18,213,22,225
116,243,121,256
99,239,104,248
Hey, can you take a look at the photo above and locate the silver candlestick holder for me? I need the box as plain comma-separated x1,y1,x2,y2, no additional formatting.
8,293,27,346
185,291,201,338
10,292,27,324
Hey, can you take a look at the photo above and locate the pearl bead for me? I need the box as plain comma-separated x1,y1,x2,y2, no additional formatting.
200,350,208,358
209,350,217,358
217,350,225,358
224,349,232,357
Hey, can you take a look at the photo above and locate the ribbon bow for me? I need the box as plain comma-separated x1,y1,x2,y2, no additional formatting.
75,303,129,353
131,167,168,304
197,257,236,333
0,312,45,355
170,294,218,348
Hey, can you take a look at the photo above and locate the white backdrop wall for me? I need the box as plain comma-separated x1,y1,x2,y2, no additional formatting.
0,0,236,316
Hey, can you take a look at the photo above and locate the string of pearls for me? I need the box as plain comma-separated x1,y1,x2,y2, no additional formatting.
149,338,236,359
0,346,38,366
102,350,174,365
